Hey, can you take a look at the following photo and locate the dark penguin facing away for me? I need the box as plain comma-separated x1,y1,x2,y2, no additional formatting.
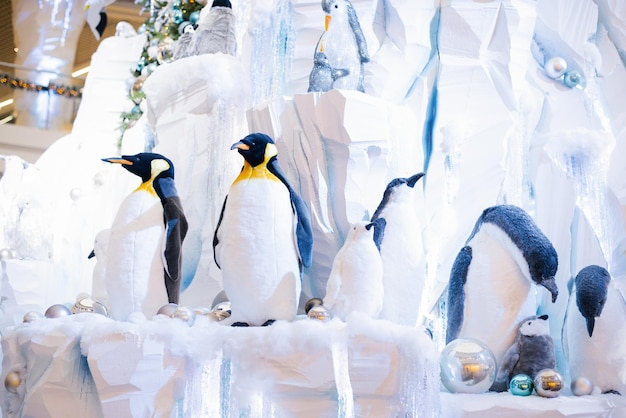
103,153,188,305
574,265,610,337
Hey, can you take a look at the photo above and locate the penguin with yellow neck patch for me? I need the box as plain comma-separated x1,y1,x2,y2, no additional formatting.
102,153,188,321
213,133,313,326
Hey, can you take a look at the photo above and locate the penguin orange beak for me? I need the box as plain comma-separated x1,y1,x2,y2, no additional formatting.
231,141,250,151
325,15,331,31
102,157,133,165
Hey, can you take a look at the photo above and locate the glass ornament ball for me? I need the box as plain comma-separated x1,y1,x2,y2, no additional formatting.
189,11,201,25
307,305,332,321
534,369,563,398
171,306,196,326
304,297,324,314
571,377,593,396
563,71,582,88
44,304,71,318
69,187,82,201
439,338,497,394
130,75,148,104
4,371,21,394
71,297,109,317
172,9,184,24
157,38,175,64
157,303,179,316
23,311,43,323
509,374,534,396
0,248,15,261
544,57,567,79
93,170,108,187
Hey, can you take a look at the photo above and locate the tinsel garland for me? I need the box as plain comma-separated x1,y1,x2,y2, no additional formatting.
0,73,82,98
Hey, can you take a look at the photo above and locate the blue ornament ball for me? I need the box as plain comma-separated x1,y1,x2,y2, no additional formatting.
563,70,582,88
509,374,534,396
189,11,201,25
439,338,497,394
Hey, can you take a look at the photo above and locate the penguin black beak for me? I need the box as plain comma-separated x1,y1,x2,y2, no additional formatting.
541,277,559,303
585,317,595,337
88,249,95,259
102,157,133,165
365,222,374,231
406,172,424,188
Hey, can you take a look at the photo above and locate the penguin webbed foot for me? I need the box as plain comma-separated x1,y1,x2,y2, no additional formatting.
603,389,622,396
231,322,250,327
262,319,275,327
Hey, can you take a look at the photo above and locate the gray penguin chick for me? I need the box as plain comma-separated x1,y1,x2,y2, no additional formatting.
308,52,349,93
490,314,556,392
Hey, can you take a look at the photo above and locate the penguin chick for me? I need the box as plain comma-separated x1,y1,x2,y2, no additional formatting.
371,172,426,326
102,153,188,321
188,0,237,56
564,265,626,395
324,221,384,321
491,314,556,392
213,133,313,326
446,204,559,364
307,52,349,93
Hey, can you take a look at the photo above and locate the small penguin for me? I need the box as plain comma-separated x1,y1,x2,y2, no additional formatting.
307,51,349,93
188,0,237,57
370,172,426,326
102,153,188,321
323,220,384,321
446,205,559,364
491,314,556,392
213,133,313,326
563,265,626,395
317,0,369,92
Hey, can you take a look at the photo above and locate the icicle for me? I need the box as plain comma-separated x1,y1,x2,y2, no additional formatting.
330,328,354,418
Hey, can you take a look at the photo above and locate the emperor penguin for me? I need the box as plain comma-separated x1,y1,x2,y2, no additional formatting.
370,172,426,326
188,0,237,57
563,265,626,395
102,153,188,321
324,219,385,321
318,0,369,92
446,204,559,365
213,133,313,326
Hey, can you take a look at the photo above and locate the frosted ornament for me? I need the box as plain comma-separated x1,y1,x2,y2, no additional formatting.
157,38,175,64
544,57,567,79
69,187,83,201
571,377,593,396
4,371,21,394
157,303,179,316
0,248,15,261
93,170,108,186
171,306,196,326
44,304,71,318
533,369,563,397
509,374,534,396
439,338,497,394
71,297,109,316
563,71,582,88
307,305,332,321
23,311,43,323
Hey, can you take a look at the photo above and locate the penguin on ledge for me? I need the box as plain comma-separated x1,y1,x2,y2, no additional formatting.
102,153,188,321
213,133,313,327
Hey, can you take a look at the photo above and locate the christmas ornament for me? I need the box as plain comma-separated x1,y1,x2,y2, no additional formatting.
189,11,201,25
157,38,175,64
563,71,582,88
69,187,83,201
171,306,196,326
571,377,593,396
93,170,108,186
71,297,109,316
157,303,179,316
4,371,21,394
544,57,567,79
533,369,563,397
307,305,332,321
0,248,15,261
23,311,43,323
44,304,71,318
130,74,148,105
439,338,496,394
194,306,212,316
509,374,534,396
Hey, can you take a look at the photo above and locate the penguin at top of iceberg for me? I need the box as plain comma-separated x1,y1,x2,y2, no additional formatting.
324,219,386,321
213,133,313,327
307,51,350,93
370,172,426,326
102,153,188,321
315,0,369,92
563,265,626,395
446,204,559,365
188,0,237,57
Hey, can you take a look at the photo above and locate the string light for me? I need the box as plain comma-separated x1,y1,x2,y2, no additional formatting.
0,73,82,98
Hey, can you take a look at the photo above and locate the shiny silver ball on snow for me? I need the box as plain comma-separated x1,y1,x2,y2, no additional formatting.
171,306,196,326
69,187,83,201
44,304,72,318
157,303,179,316
439,338,497,394
23,311,44,323
544,56,567,79
571,376,593,396
307,305,332,322
534,369,563,398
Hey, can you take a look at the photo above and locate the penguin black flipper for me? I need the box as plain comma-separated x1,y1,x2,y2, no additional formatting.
212,195,228,269
267,158,314,270
370,217,386,252
491,343,520,392
345,1,369,63
155,177,189,304
446,246,472,344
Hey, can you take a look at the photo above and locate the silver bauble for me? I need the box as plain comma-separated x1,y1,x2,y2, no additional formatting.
534,369,563,398
4,371,21,394
93,170,108,186
571,376,593,396
23,311,43,323
69,187,83,201
44,304,71,318
171,306,196,326
307,305,332,321
157,38,175,64
439,338,497,394
544,57,567,79
71,297,109,317
0,248,15,261
157,303,179,316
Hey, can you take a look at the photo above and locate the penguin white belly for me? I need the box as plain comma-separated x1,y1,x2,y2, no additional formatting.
378,206,425,326
106,191,167,321
218,179,300,325
566,287,626,394
460,224,536,363
324,19,361,90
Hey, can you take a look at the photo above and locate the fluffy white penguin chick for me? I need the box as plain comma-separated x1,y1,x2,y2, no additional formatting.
324,221,383,320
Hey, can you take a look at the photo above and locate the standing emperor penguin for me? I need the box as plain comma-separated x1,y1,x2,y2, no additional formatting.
102,153,188,321
370,172,425,326
324,219,386,321
318,0,369,92
188,0,237,56
213,133,313,326
446,205,559,365
563,265,626,395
